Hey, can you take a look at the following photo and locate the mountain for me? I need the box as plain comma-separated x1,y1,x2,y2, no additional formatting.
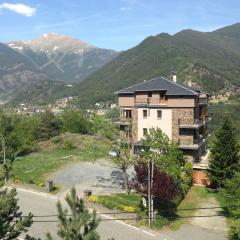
71,23,240,107
7,33,118,84
0,42,47,100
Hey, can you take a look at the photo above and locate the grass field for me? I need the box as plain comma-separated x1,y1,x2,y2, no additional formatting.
169,185,221,229
11,133,111,187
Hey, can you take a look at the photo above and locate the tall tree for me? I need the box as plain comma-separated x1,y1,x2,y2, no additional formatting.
141,128,185,179
47,187,100,240
112,141,135,194
222,172,240,218
0,188,34,240
209,113,240,187
132,161,177,201
34,110,62,141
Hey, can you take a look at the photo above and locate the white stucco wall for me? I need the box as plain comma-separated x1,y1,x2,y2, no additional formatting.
137,108,172,141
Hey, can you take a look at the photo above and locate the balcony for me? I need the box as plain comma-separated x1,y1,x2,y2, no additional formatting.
119,116,132,125
179,131,211,150
179,117,211,129
198,98,208,105
135,98,168,106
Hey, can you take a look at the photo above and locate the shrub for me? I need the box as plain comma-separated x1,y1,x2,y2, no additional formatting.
63,141,76,150
228,220,240,240
118,205,137,213
88,195,99,203
152,215,170,229
52,136,63,144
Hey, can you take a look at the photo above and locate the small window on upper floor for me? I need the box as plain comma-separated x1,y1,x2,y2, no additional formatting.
148,92,152,97
143,128,148,136
157,110,162,119
143,109,148,118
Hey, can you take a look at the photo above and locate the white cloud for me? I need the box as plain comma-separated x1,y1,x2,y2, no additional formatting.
120,7,126,11
0,3,36,17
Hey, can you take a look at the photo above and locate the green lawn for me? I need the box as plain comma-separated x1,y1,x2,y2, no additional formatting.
11,134,111,187
169,186,222,229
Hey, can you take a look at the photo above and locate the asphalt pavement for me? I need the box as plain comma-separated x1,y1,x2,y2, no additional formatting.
16,187,226,240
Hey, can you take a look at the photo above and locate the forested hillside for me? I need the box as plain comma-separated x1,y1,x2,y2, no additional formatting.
72,23,240,107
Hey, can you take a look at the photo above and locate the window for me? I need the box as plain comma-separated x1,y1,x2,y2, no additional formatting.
160,91,165,99
157,110,162,119
143,128,148,136
124,109,132,118
148,92,152,97
143,109,148,118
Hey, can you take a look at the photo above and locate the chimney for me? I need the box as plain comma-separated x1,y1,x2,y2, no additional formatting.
173,74,177,82
188,80,192,87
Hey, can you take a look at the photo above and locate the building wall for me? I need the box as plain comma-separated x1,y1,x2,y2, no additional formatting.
193,169,210,186
137,108,172,141
167,97,195,107
132,107,138,142
172,108,195,142
118,96,135,107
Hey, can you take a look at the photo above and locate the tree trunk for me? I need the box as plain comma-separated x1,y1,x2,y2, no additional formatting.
123,170,129,194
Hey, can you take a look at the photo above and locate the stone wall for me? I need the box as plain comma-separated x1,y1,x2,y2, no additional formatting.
172,108,194,142
131,107,138,142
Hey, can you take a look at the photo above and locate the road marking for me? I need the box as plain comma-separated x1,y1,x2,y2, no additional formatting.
101,214,157,237
15,187,58,200
142,230,155,237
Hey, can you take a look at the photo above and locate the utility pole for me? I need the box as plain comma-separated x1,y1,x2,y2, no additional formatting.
148,157,154,226
150,158,154,223
147,158,151,227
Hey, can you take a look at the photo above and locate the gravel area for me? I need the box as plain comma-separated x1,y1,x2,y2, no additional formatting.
50,159,133,196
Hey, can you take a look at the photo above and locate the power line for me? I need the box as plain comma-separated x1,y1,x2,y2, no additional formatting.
18,205,236,218
10,213,227,223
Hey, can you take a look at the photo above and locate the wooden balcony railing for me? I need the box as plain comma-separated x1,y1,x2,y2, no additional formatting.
198,98,208,105
135,98,168,105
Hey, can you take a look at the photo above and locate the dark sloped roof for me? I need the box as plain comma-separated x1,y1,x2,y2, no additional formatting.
115,76,201,96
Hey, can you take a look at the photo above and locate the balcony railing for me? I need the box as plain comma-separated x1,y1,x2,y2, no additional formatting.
179,117,211,129
198,98,208,105
135,98,168,105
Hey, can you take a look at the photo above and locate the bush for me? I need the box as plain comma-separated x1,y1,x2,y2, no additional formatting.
152,215,170,229
118,205,137,213
228,220,240,240
52,136,63,144
88,195,99,203
63,141,76,150
180,162,193,196
61,110,92,134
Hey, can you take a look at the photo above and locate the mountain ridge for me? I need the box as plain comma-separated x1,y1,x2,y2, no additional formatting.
69,23,240,107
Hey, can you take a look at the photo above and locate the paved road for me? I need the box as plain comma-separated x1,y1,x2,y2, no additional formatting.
17,188,226,240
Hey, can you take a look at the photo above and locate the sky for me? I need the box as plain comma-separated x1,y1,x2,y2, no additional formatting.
0,0,240,50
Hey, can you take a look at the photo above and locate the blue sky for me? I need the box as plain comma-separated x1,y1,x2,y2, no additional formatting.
0,0,240,50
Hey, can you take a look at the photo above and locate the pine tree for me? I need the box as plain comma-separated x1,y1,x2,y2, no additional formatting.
47,187,100,240
209,113,240,187
0,188,34,240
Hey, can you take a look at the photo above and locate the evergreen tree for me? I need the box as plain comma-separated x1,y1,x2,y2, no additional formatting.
209,113,240,187
47,187,100,240
0,188,33,240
